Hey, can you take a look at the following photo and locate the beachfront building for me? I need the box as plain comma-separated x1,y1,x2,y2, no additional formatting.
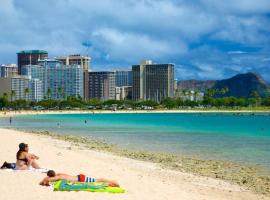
17,50,48,75
115,86,132,100
21,59,83,100
0,64,18,78
38,59,84,100
29,79,43,101
0,75,30,101
21,65,45,100
132,60,174,102
88,71,116,101
56,55,91,100
114,70,132,87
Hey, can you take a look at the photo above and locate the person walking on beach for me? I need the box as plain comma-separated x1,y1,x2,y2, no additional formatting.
16,143,41,170
40,170,120,187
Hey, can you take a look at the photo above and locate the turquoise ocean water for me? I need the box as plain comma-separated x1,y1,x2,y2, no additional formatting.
0,113,270,169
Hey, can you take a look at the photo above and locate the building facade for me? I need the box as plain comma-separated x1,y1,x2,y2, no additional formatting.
115,86,132,100
115,70,132,87
56,55,91,100
21,59,83,100
0,76,30,101
39,59,84,100
21,64,45,100
0,64,18,77
88,71,116,101
17,50,48,75
29,79,43,101
132,60,174,102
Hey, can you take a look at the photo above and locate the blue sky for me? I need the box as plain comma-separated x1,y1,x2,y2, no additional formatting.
0,0,270,81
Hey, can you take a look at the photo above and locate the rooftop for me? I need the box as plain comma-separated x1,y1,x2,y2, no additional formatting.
17,50,48,54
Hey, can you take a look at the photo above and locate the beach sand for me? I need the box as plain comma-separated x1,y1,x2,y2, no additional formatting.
0,128,268,200
0,108,269,118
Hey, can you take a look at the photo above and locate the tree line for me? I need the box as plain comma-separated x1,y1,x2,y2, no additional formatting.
0,95,270,110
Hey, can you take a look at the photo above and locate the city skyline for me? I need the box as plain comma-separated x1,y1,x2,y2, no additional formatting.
0,0,270,81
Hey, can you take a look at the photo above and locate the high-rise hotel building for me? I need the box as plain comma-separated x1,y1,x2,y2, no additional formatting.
17,50,48,75
56,55,91,100
88,71,116,101
132,60,174,102
21,59,83,100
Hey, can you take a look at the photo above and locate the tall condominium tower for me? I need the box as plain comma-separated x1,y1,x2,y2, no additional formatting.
132,60,174,102
22,59,83,100
17,50,48,75
56,55,91,99
114,70,132,87
38,59,84,100
88,71,116,101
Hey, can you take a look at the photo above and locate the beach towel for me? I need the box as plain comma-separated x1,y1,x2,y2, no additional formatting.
1,167,48,173
53,180,125,193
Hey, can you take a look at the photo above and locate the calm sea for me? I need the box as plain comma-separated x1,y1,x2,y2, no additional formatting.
1,113,270,169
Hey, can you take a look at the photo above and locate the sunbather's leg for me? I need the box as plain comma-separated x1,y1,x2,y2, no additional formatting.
0,161,7,169
28,159,41,169
95,178,120,187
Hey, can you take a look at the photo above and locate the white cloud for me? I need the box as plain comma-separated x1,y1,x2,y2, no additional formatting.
0,0,269,80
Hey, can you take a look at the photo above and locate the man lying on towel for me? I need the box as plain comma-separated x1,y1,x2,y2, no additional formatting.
40,170,120,187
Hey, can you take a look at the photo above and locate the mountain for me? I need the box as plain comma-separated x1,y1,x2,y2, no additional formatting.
213,72,270,98
177,80,216,92
177,72,270,98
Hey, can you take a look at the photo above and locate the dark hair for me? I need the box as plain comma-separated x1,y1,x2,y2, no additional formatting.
47,170,56,177
19,143,28,150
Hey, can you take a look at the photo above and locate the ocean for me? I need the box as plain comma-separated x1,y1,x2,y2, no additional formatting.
1,112,270,169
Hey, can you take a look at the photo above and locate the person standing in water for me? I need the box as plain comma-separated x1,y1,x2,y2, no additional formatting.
9,117,12,126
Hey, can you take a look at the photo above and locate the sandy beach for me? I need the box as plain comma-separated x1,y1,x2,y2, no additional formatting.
0,108,270,118
0,128,268,200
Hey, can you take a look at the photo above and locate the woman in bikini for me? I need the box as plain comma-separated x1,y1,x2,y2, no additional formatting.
16,143,41,170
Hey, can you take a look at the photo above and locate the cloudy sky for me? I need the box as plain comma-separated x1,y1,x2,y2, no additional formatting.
0,0,270,81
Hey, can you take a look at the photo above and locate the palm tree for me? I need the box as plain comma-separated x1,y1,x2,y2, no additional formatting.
206,88,216,97
3,92,8,99
47,88,52,100
24,88,30,101
251,90,261,107
194,90,199,102
57,87,65,100
10,90,16,102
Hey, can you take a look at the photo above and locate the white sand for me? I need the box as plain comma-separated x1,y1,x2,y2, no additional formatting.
0,128,268,200
0,109,269,118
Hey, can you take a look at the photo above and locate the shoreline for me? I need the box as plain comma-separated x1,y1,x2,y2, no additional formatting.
0,108,270,117
3,127,270,196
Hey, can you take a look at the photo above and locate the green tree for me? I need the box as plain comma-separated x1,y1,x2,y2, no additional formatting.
10,90,16,102
161,98,177,109
250,90,261,107
57,87,65,100
47,88,52,100
24,88,30,101
3,92,8,99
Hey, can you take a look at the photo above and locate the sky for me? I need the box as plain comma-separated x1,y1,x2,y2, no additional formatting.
0,0,270,81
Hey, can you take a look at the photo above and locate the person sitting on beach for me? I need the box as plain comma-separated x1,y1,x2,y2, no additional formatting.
16,143,41,170
39,170,120,187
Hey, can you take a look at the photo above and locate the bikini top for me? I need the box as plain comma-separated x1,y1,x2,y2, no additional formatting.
16,151,28,163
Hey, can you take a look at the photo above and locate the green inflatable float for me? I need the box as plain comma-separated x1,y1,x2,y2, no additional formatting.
53,180,125,193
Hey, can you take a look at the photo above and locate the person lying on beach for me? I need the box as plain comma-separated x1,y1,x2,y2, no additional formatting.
16,143,41,170
39,170,120,187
